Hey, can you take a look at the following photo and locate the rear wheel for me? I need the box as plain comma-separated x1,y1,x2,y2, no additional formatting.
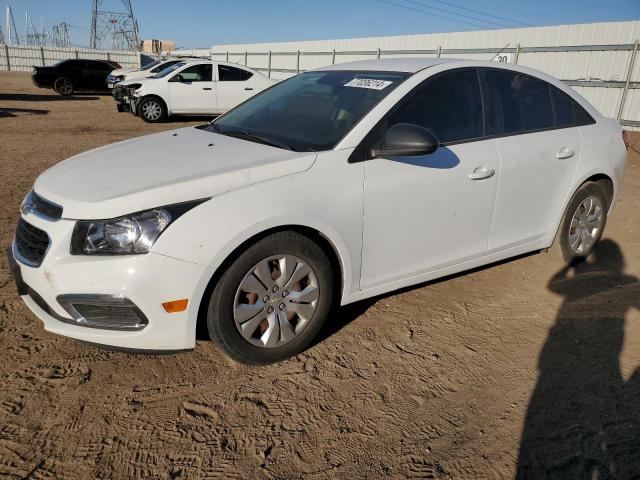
54,77,74,96
553,182,608,263
207,231,334,364
138,96,166,123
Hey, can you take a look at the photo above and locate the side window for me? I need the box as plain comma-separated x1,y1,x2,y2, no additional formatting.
550,86,574,127
484,69,555,134
176,64,212,82
388,69,483,144
218,65,253,81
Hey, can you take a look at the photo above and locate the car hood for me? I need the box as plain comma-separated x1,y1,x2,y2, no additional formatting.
110,68,137,76
34,127,317,219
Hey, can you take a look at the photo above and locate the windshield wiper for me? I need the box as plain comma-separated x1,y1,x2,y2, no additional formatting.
216,128,295,151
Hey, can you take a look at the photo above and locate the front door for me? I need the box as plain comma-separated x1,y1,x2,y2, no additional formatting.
361,68,499,290
168,63,215,113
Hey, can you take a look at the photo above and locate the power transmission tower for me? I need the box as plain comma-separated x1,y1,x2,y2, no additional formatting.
52,23,71,48
26,11,39,45
41,18,51,47
0,24,4,45
90,0,140,51
5,6,19,45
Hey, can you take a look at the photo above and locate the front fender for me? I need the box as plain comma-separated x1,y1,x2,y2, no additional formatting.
152,149,364,310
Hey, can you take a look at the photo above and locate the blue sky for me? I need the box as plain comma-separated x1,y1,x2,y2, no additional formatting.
3,0,639,48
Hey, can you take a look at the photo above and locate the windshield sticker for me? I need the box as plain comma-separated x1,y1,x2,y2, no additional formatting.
343,78,394,90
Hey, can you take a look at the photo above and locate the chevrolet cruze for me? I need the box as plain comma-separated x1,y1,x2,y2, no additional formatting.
10,58,627,364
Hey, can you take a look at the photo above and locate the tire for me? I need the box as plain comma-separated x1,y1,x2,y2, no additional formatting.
552,182,608,264
207,231,334,364
54,77,74,96
138,96,166,123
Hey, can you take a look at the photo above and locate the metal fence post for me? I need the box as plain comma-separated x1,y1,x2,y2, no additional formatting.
226,51,229,62
514,43,521,64
377,48,381,59
267,50,272,78
618,38,639,121
244,51,248,66
40,46,45,66
437,46,442,58
331,49,336,65
4,45,10,71
296,50,300,73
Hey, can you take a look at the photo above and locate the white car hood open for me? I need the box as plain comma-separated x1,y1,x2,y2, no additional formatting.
34,127,317,219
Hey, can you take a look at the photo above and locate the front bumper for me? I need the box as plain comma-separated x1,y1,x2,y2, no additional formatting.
9,211,208,351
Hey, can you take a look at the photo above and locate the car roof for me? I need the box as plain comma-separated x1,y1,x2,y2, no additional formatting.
318,57,461,73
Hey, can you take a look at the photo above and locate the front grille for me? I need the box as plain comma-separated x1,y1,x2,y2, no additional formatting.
31,192,63,219
15,219,50,267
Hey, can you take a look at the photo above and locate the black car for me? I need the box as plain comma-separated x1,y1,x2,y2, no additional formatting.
32,59,121,96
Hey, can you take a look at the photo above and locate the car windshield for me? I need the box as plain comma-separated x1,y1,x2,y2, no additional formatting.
210,70,410,152
153,62,185,78
140,60,161,71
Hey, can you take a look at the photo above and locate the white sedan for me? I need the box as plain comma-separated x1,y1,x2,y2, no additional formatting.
113,60,276,121
11,58,627,364
106,58,186,88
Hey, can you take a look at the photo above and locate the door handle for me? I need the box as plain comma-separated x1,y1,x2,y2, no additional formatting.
468,167,495,180
556,147,575,160
202,87,212,90
244,87,254,91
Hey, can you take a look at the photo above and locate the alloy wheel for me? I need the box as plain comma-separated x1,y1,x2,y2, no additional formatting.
57,78,73,95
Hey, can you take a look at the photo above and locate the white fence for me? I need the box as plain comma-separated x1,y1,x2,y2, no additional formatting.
177,21,640,129
0,45,141,72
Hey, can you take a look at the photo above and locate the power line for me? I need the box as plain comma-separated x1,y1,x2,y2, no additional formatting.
417,0,533,27
401,0,516,29
377,0,497,30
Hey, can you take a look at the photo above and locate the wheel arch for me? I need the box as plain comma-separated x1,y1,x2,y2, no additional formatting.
550,172,614,249
194,224,345,342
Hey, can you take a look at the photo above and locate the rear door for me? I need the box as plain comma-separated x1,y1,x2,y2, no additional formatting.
168,63,215,113
215,64,258,112
482,68,583,252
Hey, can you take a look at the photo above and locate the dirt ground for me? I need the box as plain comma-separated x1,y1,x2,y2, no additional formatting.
1,71,639,479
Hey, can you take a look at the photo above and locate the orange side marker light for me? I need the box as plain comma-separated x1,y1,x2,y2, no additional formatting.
162,299,188,313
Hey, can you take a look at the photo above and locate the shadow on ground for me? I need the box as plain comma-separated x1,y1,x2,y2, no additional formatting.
0,93,100,102
0,107,49,118
517,239,640,478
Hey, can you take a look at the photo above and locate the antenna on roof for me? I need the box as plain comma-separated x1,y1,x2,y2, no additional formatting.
490,43,510,61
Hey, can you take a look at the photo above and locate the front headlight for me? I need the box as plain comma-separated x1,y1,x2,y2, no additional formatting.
71,200,207,255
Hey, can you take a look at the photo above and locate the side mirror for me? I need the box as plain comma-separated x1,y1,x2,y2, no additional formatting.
372,123,439,158
170,74,185,83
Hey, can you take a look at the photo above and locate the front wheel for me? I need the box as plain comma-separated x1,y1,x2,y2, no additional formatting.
138,96,166,123
54,77,74,96
207,232,334,364
553,182,608,263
